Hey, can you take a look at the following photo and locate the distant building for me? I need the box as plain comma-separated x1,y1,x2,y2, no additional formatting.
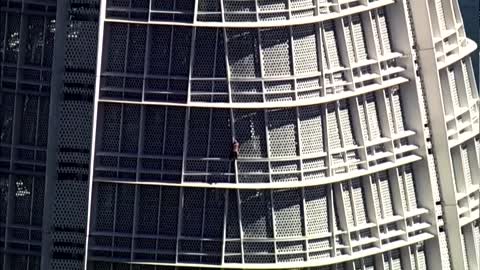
0,0,479,270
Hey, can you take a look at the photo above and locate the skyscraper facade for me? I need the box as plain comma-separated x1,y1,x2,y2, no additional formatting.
0,0,479,270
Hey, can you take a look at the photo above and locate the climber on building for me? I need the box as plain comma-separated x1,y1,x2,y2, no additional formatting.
230,138,240,160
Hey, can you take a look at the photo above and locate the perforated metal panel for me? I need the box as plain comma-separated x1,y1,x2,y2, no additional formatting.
377,8,391,54
227,29,261,78
299,106,324,155
234,110,268,158
459,144,473,186
351,15,368,62
327,103,342,149
377,171,394,217
261,28,292,77
267,109,299,157
447,67,460,108
341,181,355,226
474,221,480,260
460,230,470,270
439,230,452,269
370,174,382,218
241,191,274,238
435,0,447,31
403,165,418,211
351,178,368,225
460,60,473,100
293,25,319,74
341,101,356,145
384,88,395,133
416,244,427,270
365,93,382,140
371,12,381,55
343,19,355,64
323,20,342,69
305,185,330,235
390,88,406,132
272,189,304,237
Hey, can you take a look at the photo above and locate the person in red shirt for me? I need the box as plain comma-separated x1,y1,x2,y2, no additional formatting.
230,138,240,160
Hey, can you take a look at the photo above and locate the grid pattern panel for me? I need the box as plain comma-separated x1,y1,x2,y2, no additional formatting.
342,181,355,226
137,186,159,234
323,21,342,69
403,165,418,211
461,60,473,100
474,221,480,259
305,185,330,235
435,0,447,31
351,15,368,62
439,230,452,269
460,145,472,186
357,96,369,141
460,230,469,270
260,28,292,77
343,19,356,63
241,191,274,238
385,87,406,133
365,93,382,140
267,109,299,157
182,188,205,237
126,24,146,74
327,103,342,149
106,23,127,73
351,178,368,225
234,110,268,158
338,101,356,147
227,29,261,78
299,106,324,155
371,12,381,55
370,174,382,218
447,67,460,108
377,8,392,54
272,189,304,237
377,171,394,218
292,25,319,74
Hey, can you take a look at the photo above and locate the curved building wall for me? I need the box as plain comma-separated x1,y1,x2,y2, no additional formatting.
84,0,479,270
407,0,480,269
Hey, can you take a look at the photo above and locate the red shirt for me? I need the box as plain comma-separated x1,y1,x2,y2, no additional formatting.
232,142,239,153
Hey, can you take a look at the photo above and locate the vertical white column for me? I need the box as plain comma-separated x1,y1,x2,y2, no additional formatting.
83,0,107,268
407,0,467,269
